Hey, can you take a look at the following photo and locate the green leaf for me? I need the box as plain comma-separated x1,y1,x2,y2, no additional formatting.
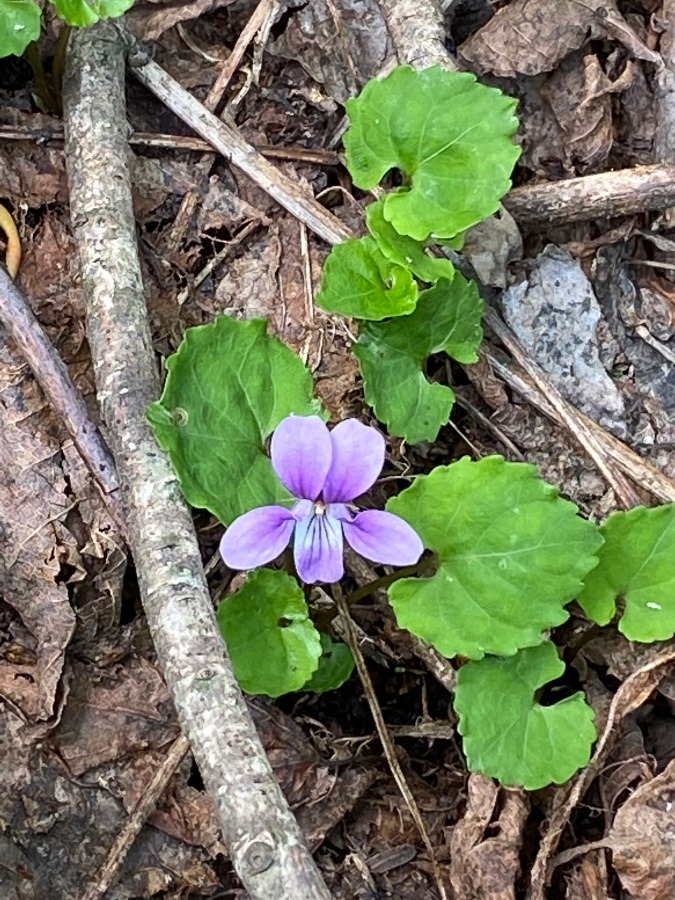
344,65,520,241
315,236,418,321
354,274,483,444
216,569,322,697
146,316,321,525
303,634,355,692
0,0,41,57
578,505,675,641
366,199,455,284
454,642,596,789
387,457,603,659
51,0,134,26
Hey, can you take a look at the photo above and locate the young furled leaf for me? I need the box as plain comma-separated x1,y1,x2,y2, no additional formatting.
217,569,322,698
579,505,675,641
454,642,596,790
316,236,418,320
387,457,603,659
366,199,455,284
146,316,321,525
344,65,520,241
354,274,483,444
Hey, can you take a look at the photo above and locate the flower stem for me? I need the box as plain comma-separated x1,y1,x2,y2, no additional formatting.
343,561,425,606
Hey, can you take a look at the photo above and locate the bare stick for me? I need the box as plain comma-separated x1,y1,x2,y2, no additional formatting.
63,23,331,900
82,734,191,900
504,164,675,228
0,267,126,533
131,55,352,247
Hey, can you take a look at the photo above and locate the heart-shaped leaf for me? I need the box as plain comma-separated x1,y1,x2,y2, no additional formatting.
0,0,41,58
344,65,520,241
387,456,603,658
366,199,455,284
51,0,135,26
579,505,675,641
147,316,321,525
454,642,596,789
217,569,322,697
303,634,355,693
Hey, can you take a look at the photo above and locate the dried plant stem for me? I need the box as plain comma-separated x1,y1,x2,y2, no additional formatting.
204,0,278,111
484,308,642,509
0,123,341,165
63,22,330,900
483,345,675,504
335,587,449,900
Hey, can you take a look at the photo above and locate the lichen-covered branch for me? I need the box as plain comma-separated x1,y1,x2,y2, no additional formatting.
62,22,330,900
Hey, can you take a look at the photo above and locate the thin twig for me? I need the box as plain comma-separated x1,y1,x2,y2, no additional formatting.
204,0,278,112
0,267,126,535
81,734,191,900
0,123,341,166
335,587,449,900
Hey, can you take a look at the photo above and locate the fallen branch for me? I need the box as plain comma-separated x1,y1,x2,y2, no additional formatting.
504,164,675,227
62,22,330,900
0,268,126,534
377,0,457,70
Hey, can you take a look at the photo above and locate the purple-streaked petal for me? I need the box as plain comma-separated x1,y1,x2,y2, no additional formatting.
342,510,424,566
322,419,385,503
293,510,344,583
220,506,295,570
271,415,332,501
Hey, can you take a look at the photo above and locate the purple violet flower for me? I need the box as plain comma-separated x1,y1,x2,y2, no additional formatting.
219,415,424,584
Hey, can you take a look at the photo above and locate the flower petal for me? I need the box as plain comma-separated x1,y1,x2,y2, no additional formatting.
293,510,344,583
342,510,424,566
220,506,295,570
322,419,385,503
271,415,332,501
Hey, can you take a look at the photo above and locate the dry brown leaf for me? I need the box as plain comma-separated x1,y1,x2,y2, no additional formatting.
541,55,632,172
564,851,610,900
450,774,528,900
610,758,675,900
528,648,675,900
126,0,236,41
0,338,76,722
269,0,393,102
459,0,619,77
52,657,179,775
